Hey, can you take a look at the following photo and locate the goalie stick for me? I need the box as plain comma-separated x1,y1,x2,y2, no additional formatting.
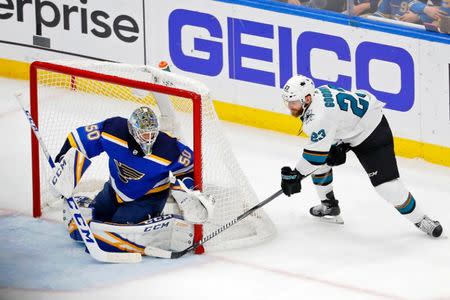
144,189,283,259
15,92,142,263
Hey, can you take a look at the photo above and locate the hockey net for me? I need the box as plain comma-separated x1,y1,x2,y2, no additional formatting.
30,60,276,251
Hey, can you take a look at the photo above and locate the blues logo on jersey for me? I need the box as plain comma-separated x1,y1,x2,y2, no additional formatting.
114,159,145,183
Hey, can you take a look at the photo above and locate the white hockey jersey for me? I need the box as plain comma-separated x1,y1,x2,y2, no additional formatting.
295,85,384,176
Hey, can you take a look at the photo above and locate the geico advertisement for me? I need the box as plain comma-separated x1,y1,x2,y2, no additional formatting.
146,0,424,140
0,0,144,63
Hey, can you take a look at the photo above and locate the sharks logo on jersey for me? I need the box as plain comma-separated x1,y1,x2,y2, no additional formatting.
303,109,315,125
114,159,145,183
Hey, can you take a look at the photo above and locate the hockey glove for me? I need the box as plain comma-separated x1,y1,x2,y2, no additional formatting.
171,177,215,224
326,143,350,166
281,167,303,196
50,148,91,199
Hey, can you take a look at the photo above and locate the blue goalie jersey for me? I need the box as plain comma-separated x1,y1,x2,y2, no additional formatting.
59,116,194,203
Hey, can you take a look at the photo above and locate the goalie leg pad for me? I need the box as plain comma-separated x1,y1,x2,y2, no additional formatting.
88,214,196,253
63,196,94,242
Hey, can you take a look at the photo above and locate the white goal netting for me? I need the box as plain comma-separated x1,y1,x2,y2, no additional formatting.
30,60,276,251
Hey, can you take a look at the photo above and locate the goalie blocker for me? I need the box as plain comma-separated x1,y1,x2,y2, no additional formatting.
50,148,92,199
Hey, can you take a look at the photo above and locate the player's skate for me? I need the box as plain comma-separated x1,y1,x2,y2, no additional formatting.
415,215,443,238
310,192,344,224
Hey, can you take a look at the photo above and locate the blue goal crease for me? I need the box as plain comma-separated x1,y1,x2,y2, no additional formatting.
0,214,199,291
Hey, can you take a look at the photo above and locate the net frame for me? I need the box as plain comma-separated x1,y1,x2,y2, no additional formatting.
29,60,276,251
30,61,203,217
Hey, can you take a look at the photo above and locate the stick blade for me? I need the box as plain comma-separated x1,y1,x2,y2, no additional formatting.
106,252,142,263
317,215,344,225
92,251,142,263
144,246,174,259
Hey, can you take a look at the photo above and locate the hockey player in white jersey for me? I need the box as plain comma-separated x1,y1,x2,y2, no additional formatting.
280,75,443,237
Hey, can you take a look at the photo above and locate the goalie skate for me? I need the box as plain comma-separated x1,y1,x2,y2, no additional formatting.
310,199,344,225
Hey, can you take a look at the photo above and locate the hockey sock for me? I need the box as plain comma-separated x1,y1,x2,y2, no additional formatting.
375,179,424,224
311,167,334,200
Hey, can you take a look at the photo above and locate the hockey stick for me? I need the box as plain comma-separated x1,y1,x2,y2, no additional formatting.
15,93,55,169
145,189,283,259
15,92,141,263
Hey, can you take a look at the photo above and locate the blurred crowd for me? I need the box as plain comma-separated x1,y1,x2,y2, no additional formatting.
275,0,450,34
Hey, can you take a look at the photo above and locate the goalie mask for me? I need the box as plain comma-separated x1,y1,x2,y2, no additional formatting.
282,75,315,118
128,106,159,155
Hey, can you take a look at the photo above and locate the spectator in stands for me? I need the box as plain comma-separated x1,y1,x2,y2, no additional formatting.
310,0,348,11
284,0,303,4
418,0,449,20
276,0,449,32
277,0,347,12
277,0,379,14
422,0,450,34
374,0,448,24
439,15,450,33
350,0,380,16
276,0,309,5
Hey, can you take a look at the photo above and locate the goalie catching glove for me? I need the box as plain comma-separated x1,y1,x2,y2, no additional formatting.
50,148,91,199
171,177,215,224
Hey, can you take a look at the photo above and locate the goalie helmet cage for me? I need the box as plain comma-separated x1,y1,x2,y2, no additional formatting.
30,60,276,251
